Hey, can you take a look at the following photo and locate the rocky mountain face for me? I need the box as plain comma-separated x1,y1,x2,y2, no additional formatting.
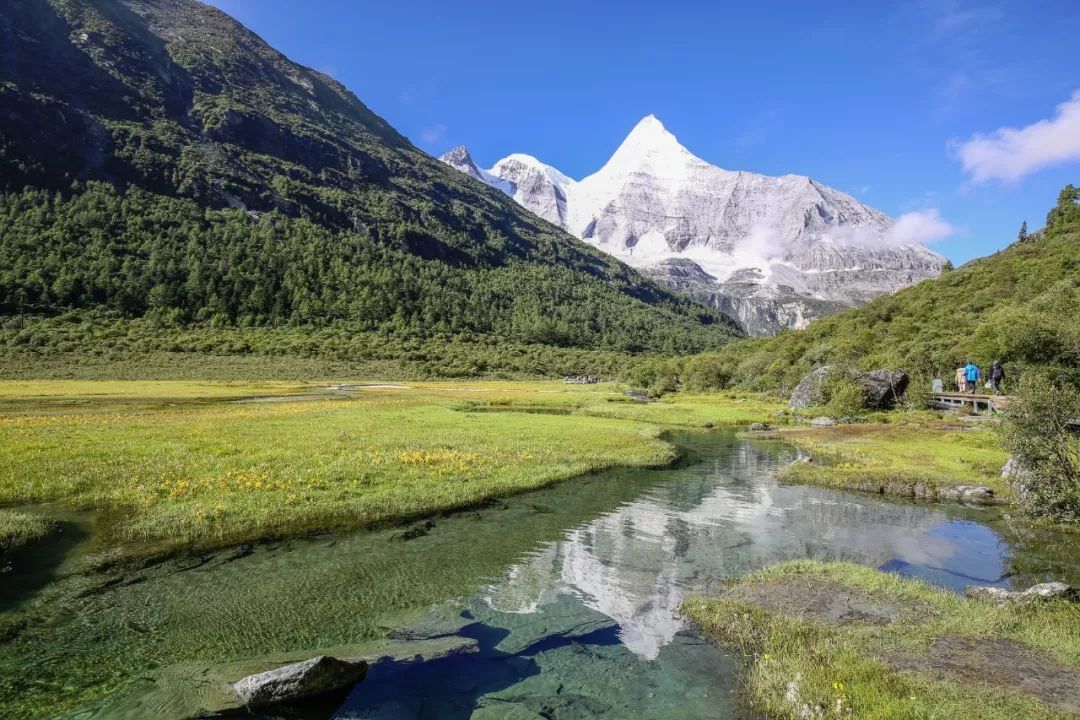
441,116,947,335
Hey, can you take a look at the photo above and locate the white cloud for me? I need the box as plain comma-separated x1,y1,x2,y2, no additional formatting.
954,90,1080,183
826,209,953,248
420,124,447,144
886,209,955,245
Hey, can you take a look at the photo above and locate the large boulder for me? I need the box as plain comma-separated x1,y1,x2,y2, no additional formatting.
789,366,831,409
233,656,367,708
861,369,909,410
789,366,909,410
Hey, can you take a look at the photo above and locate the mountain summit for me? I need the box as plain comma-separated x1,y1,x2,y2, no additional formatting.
441,116,947,335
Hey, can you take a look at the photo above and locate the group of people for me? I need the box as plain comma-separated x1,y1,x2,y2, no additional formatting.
954,360,1006,395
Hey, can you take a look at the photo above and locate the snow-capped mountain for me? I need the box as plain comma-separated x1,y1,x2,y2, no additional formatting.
440,115,947,335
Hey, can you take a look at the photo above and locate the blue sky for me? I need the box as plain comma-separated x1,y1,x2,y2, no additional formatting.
205,0,1079,264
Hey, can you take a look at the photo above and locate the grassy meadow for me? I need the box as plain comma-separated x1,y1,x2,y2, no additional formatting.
756,417,1011,499
0,380,786,553
684,561,1080,719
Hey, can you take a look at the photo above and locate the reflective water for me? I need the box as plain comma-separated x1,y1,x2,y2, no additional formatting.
3,431,1078,720
333,432,1080,719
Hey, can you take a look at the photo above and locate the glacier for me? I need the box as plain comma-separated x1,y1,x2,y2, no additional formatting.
440,115,946,335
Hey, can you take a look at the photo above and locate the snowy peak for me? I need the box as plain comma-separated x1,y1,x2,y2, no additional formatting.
437,116,947,335
491,154,575,191
594,114,700,181
439,146,485,182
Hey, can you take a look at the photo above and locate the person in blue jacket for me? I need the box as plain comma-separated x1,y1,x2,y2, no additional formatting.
963,360,981,394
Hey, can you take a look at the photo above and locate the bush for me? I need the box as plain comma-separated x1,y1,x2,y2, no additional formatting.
1000,374,1080,522
824,371,865,418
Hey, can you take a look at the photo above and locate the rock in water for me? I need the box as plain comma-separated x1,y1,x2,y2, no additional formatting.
861,369,909,409
233,656,367,707
966,582,1077,605
790,366,832,408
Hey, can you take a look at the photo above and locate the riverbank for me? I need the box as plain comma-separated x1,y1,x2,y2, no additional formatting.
684,560,1080,719
7,380,761,554
747,415,1012,503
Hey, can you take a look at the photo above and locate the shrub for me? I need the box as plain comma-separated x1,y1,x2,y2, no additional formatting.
1000,373,1080,522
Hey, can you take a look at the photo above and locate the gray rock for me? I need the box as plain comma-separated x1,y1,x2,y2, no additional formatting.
748,422,770,432
965,582,1077,606
789,366,909,410
810,416,836,427
959,485,998,505
790,366,831,409
861,369,909,410
1021,582,1077,602
232,656,367,708
935,485,999,505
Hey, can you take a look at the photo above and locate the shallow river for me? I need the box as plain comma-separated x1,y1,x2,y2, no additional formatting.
3,430,1079,720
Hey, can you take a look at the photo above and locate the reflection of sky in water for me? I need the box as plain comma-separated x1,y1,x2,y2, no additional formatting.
485,436,1010,660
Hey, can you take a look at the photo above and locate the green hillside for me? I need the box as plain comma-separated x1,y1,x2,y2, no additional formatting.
645,187,1080,395
0,0,738,376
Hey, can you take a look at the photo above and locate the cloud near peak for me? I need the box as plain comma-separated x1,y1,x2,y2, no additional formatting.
954,90,1080,183
826,209,954,248
887,209,954,246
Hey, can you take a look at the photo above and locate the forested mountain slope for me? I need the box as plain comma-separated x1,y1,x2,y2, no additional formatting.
0,0,738,367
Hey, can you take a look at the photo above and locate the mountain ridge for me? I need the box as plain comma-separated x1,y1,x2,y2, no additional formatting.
0,0,741,363
441,116,947,335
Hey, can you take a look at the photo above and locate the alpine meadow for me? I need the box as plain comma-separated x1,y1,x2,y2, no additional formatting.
2,1,1080,719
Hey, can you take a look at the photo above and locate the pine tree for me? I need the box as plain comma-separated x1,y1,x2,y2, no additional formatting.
1018,220,1029,243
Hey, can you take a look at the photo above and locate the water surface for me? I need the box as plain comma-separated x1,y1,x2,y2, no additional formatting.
2,430,1077,720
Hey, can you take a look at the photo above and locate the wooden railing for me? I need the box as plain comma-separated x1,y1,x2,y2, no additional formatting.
929,392,1012,414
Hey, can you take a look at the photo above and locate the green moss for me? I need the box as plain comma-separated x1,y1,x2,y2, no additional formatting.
684,561,1080,720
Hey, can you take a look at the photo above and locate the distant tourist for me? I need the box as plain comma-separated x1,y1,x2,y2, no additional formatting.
989,360,1005,395
964,360,981,394
955,366,967,393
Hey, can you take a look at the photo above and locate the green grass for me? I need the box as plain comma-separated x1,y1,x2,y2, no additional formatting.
0,380,695,551
0,509,52,553
449,384,785,427
764,418,1011,500
684,560,1080,719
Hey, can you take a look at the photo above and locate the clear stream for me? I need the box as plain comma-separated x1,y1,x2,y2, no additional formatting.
3,430,1079,720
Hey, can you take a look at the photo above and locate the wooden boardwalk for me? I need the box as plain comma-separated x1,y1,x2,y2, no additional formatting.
930,392,1012,414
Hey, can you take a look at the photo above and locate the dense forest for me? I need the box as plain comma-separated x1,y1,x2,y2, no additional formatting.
0,0,739,376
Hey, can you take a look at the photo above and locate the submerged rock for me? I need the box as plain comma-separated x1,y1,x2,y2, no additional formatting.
965,582,1078,606
232,655,367,708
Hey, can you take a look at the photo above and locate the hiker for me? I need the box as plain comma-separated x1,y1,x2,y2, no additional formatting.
963,360,981,394
989,360,1005,395
955,366,966,393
